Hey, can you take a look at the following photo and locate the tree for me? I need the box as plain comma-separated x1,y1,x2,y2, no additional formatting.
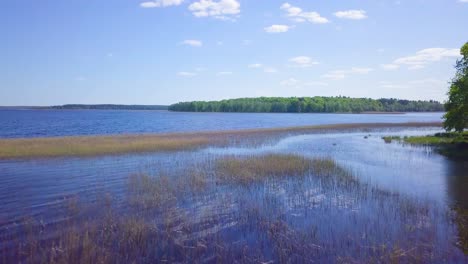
444,42,468,132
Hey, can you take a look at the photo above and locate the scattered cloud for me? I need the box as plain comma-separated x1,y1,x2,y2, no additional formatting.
350,67,373,74
140,0,183,8
248,64,278,73
180,39,203,47
380,78,446,90
459,0,468,3
264,67,278,73
264,24,290,33
188,0,240,20
216,41,223,45
380,64,400,70
322,67,373,80
288,56,319,67
392,48,460,69
280,3,329,24
178,71,197,77
321,71,346,80
280,78,300,86
334,10,367,20
217,71,233,75
248,63,263,68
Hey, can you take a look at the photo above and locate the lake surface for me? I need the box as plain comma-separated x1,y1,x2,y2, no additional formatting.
0,109,443,138
1,110,467,262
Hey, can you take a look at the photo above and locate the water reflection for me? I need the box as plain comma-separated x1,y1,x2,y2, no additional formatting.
1,126,468,262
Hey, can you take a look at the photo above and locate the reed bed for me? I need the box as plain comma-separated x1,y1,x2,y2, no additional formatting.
2,153,465,263
215,154,354,186
0,122,441,159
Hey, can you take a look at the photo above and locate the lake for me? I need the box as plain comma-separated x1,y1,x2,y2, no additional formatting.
0,109,443,138
1,110,467,262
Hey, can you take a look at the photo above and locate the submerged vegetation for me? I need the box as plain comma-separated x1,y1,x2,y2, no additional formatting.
169,96,444,113
2,154,464,263
0,154,464,263
0,122,442,159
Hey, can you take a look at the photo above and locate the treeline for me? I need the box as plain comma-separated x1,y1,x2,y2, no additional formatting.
168,97,444,113
51,104,168,110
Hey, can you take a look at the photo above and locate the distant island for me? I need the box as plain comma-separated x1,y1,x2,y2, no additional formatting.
168,97,444,113
51,104,169,110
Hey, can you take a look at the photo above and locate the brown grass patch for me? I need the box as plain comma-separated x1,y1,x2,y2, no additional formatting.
0,122,441,159
215,154,347,185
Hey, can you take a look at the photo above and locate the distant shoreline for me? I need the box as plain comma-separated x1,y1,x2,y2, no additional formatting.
0,107,444,115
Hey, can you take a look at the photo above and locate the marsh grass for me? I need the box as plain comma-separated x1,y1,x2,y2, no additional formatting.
0,122,441,159
215,154,357,187
3,152,466,263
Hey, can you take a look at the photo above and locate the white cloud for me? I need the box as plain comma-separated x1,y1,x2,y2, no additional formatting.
248,63,263,68
409,78,445,85
334,10,367,20
217,71,233,75
289,56,319,67
188,0,240,20
178,71,197,77
140,0,183,8
380,78,446,92
380,64,400,70
280,3,329,24
392,48,460,69
180,39,203,47
459,0,468,3
280,78,300,86
350,67,373,74
321,71,346,80
322,67,373,80
264,67,278,73
248,64,278,73
264,24,290,33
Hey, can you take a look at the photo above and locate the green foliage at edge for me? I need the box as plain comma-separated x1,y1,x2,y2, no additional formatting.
444,42,468,132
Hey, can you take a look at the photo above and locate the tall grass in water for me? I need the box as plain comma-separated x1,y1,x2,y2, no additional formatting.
215,154,356,187
2,154,466,263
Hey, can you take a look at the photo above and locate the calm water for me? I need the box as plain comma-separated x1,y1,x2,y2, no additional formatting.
0,109,443,138
1,110,467,262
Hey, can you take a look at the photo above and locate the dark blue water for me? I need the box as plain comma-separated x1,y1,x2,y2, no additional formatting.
0,109,443,138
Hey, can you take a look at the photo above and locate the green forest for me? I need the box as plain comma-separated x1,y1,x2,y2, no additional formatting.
168,97,444,113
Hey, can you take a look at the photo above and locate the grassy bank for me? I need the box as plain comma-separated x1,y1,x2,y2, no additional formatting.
0,122,442,159
383,132,468,159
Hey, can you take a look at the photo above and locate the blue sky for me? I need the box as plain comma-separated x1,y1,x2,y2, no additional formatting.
1,0,467,106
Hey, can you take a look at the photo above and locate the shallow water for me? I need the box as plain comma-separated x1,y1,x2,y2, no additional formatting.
1,125,467,262
0,109,443,138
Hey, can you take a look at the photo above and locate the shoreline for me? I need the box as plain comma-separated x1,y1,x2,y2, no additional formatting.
0,122,442,159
